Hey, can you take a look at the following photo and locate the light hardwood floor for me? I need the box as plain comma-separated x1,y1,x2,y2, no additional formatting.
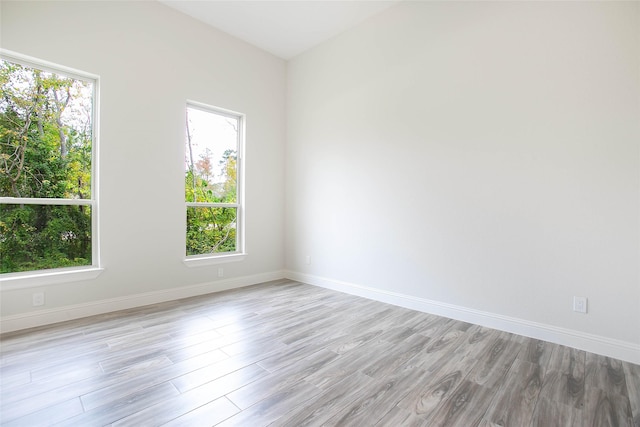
1,279,639,426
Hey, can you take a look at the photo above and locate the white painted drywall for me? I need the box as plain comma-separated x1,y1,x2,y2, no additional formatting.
2,0,639,357
286,2,640,345
0,1,286,318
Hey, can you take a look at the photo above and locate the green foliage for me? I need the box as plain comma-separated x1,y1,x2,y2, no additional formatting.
0,59,93,273
185,113,239,255
0,205,91,273
184,152,238,254
186,206,236,255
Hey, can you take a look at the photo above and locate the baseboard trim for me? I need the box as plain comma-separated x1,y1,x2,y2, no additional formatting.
1,270,286,334
285,270,640,365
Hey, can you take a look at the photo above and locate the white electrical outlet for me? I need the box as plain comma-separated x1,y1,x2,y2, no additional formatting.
573,296,587,313
217,267,224,278
32,292,45,307
305,255,311,265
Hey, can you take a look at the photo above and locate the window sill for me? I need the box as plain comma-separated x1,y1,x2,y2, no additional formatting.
0,267,104,290
184,253,246,268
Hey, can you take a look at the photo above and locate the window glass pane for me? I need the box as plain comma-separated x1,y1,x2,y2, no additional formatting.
0,59,93,199
186,206,237,255
0,204,92,273
185,107,238,203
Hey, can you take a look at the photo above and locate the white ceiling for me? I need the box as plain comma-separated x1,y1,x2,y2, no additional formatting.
158,1,400,60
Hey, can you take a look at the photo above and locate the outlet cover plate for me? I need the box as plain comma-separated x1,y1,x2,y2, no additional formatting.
573,296,587,313
32,292,45,307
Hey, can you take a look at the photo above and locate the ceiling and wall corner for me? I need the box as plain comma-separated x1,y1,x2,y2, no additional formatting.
158,0,400,60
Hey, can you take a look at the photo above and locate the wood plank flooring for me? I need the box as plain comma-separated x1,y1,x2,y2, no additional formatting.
1,279,639,426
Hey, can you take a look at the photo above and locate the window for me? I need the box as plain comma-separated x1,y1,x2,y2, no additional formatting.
0,52,99,278
185,102,244,261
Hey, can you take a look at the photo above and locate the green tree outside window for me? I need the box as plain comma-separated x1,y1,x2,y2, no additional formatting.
185,104,241,256
0,57,95,274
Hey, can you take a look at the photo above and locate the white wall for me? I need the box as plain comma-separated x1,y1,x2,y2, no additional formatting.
1,1,286,324
286,1,640,359
2,0,639,363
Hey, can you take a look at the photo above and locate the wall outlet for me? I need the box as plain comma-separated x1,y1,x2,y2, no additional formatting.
305,255,311,265
32,292,45,307
573,296,587,313
217,267,224,278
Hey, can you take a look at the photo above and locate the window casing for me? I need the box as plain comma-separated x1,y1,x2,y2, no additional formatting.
0,50,100,287
184,102,244,264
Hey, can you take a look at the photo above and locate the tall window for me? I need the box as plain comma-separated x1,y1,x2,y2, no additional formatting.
185,103,243,258
0,53,98,275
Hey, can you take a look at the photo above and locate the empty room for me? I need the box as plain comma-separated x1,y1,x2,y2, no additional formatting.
1,0,639,425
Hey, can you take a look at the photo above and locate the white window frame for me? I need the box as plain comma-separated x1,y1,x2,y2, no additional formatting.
0,50,102,289
183,101,246,267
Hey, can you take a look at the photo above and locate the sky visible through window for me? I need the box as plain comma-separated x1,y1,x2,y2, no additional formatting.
186,106,237,188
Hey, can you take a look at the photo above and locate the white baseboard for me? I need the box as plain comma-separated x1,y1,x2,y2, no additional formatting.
285,270,640,365
1,270,286,334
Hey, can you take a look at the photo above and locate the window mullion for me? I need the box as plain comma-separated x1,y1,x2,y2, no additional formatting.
0,197,92,206
185,202,239,208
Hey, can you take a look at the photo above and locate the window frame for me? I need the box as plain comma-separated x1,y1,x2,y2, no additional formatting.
183,101,246,267
0,50,102,289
